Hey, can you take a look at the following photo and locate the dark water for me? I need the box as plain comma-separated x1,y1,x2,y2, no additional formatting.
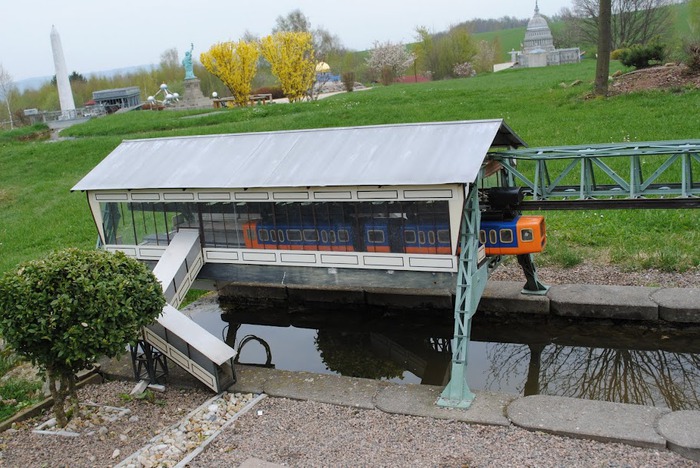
186,299,700,410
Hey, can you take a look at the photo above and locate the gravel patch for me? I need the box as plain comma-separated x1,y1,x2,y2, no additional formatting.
491,261,700,289
0,380,211,467
191,397,697,467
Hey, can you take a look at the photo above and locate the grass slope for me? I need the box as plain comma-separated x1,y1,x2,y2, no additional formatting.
1,60,699,275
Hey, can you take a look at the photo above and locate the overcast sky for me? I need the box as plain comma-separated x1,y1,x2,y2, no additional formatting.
2,0,572,81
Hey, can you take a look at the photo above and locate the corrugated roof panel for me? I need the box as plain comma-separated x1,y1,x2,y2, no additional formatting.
72,120,525,191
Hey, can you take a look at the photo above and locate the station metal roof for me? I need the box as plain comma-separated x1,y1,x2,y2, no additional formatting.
72,119,525,191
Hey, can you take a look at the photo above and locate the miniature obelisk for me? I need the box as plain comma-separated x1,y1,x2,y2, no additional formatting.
50,25,76,119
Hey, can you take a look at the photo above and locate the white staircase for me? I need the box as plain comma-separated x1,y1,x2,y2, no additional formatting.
141,229,236,392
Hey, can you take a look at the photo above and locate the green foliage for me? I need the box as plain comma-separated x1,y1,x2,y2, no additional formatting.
0,249,165,425
689,0,700,36
413,26,477,80
618,41,666,69
119,390,166,406
0,378,43,422
0,249,165,372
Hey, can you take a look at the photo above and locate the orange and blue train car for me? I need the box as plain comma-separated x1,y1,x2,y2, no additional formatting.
479,215,546,256
243,220,355,251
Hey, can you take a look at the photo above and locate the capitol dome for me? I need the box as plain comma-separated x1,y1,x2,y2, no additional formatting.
523,1,555,53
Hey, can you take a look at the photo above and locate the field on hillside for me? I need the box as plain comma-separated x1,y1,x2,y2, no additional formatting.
1,60,699,275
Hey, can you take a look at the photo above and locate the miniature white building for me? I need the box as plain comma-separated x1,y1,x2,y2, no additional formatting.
510,2,581,68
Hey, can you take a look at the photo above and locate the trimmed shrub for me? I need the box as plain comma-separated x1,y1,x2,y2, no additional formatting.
0,249,165,427
618,41,666,69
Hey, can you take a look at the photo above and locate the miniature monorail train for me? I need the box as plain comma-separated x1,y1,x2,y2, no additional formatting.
480,216,546,255
243,214,545,256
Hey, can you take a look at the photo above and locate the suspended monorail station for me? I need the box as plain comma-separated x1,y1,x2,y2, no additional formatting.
72,120,699,408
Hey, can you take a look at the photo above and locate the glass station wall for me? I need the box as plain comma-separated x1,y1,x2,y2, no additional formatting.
100,200,452,255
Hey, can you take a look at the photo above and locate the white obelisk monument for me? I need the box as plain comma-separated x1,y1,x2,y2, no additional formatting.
50,25,76,119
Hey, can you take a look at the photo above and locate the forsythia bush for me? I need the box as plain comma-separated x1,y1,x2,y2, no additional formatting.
201,40,260,107
260,32,316,102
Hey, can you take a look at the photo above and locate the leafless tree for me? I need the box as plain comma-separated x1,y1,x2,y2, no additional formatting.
159,48,179,69
272,9,311,33
0,63,15,129
572,0,673,49
272,10,345,62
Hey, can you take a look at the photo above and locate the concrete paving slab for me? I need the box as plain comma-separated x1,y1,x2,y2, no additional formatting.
549,284,659,320
229,365,280,394
656,410,700,462
652,288,700,323
262,370,386,410
375,384,514,426
478,281,550,315
508,395,668,449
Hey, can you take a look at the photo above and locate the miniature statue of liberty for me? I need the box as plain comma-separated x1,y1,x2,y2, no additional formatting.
182,43,196,80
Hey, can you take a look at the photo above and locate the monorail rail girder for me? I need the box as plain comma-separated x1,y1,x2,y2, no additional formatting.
492,140,700,210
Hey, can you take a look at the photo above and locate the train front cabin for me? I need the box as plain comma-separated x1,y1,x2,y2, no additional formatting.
480,215,546,256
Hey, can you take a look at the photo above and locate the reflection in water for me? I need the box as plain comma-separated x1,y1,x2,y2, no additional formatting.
315,331,405,380
487,344,700,410
203,303,700,409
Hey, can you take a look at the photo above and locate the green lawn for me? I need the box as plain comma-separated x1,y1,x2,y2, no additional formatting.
1,60,699,274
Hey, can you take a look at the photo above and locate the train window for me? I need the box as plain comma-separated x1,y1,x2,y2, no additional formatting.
521,229,534,242
489,230,497,245
404,230,416,244
303,229,319,242
338,230,350,243
367,229,386,243
321,230,329,243
278,230,285,242
479,230,486,244
419,231,426,245
499,229,513,244
270,230,277,242
287,229,302,242
258,229,270,242
329,231,337,243
437,230,450,244
428,231,436,245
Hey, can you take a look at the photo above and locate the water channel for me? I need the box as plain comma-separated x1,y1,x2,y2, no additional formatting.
185,295,700,411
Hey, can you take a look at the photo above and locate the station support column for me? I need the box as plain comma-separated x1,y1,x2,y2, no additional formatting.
438,181,492,408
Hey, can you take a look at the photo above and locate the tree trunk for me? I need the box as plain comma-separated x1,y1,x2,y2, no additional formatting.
595,0,612,96
46,369,68,428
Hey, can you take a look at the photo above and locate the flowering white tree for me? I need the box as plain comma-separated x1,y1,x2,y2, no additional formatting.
366,41,415,85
